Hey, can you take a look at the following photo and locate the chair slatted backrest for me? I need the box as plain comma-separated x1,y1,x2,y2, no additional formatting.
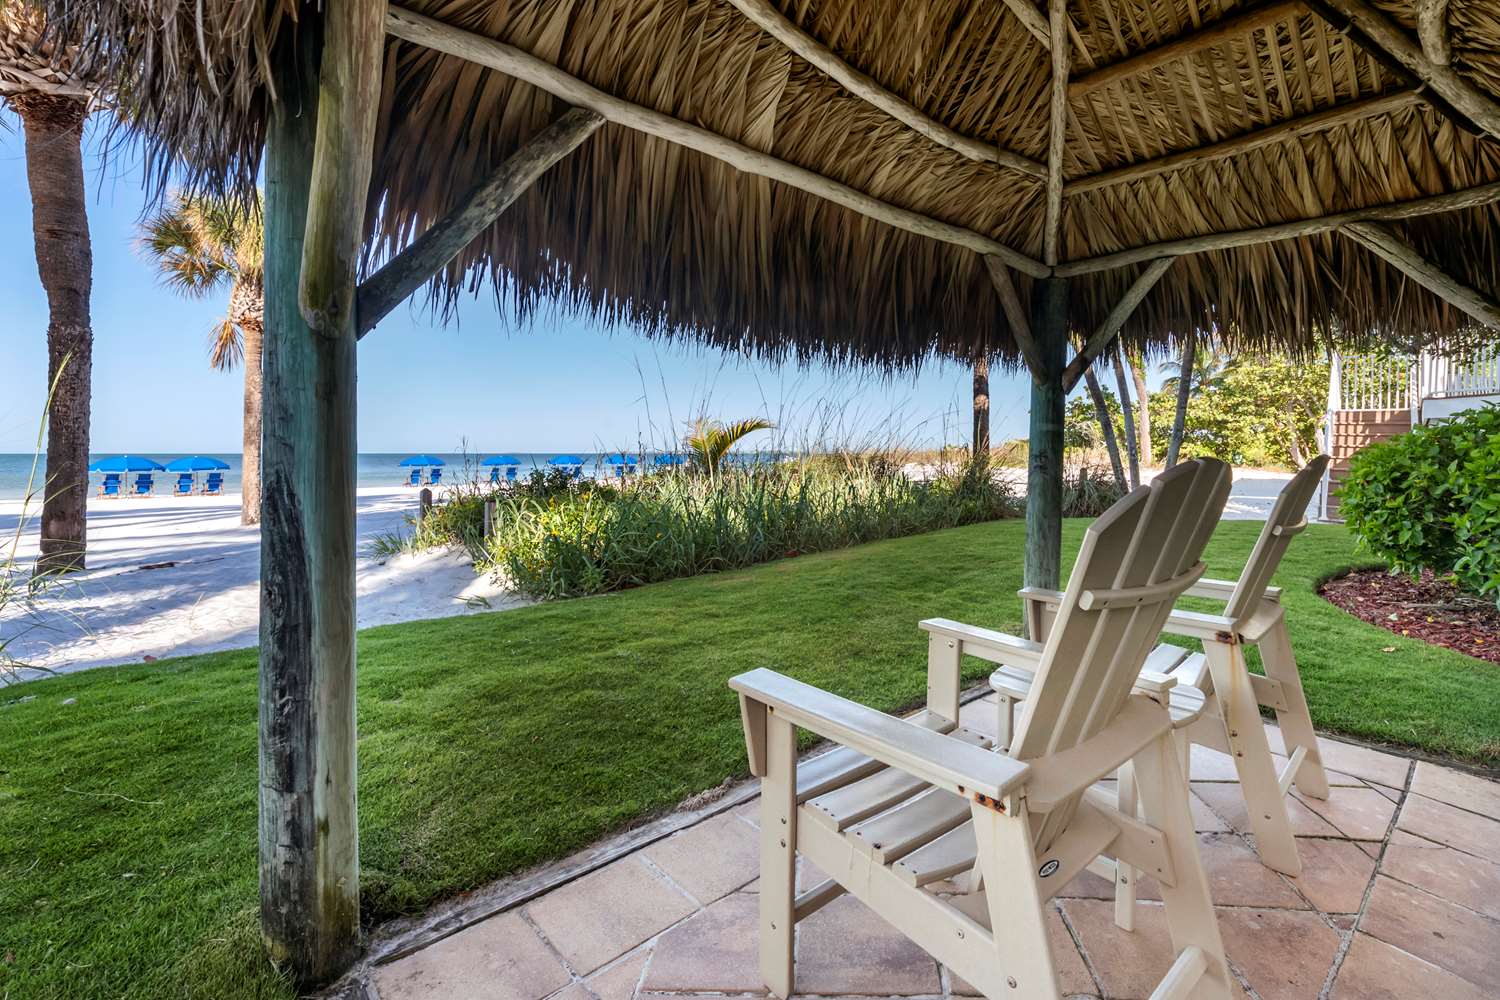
1223,456,1329,622
1010,459,1231,849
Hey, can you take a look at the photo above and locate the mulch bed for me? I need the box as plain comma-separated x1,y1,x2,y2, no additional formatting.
1320,568,1500,665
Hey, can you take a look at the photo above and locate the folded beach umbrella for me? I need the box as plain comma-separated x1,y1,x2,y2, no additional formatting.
165,456,230,472
88,455,166,473
398,455,446,466
481,455,521,466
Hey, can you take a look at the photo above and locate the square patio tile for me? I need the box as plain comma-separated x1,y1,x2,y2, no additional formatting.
1287,837,1378,913
641,892,766,994
1331,933,1492,1000
1308,738,1410,789
375,912,572,1000
1379,839,1500,921
1059,899,1248,999
1129,833,1306,909
586,948,650,1000
1396,792,1500,864
643,811,760,904
1291,785,1397,841
792,894,941,995
1192,782,1340,838
1218,908,1340,1000
525,857,697,975
946,904,1094,997
1410,763,1500,821
1359,875,1500,987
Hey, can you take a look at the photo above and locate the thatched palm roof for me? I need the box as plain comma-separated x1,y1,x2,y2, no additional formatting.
39,0,1500,368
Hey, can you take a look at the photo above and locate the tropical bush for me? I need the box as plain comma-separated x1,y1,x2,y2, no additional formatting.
1339,404,1500,605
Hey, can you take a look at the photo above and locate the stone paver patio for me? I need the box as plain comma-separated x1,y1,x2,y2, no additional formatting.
366,695,1499,1000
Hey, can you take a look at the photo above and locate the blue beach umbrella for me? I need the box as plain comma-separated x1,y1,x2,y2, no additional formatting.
398,455,446,467
165,456,230,472
88,455,165,473
481,455,521,466
653,453,689,466
548,455,586,466
603,453,638,466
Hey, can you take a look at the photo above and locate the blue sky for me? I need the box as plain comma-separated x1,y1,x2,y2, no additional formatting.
0,111,1094,455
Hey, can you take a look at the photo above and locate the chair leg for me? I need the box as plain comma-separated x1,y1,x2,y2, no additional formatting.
970,801,1060,999
1114,761,1138,931
1204,640,1301,877
996,695,1014,753
1134,732,1233,1000
1259,619,1329,800
760,713,798,999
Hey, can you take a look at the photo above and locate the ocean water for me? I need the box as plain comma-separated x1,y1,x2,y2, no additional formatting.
0,452,637,500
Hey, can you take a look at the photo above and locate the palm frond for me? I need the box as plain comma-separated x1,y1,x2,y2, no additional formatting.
208,318,243,371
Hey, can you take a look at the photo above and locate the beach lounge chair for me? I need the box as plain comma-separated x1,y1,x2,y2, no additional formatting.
203,472,225,496
506,466,518,481
1006,457,1331,915
174,473,194,496
407,469,421,486
98,473,122,497
428,468,442,486
489,466,501,485
730,458,1234,1000
133,473,155,496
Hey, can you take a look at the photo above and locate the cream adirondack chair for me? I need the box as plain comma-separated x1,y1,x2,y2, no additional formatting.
730,458,1234,1000
1002,457,1331,928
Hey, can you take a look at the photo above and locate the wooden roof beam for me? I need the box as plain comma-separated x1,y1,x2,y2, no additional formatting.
1061,257,1175,390
1417,0,1451,66
1310,0,1500,142
1069,1,1306,98
356,107,605,338
723,0,1045,180
1055,179,1500,275
996,0,1052,49
1043,0,1068,266
385,6,1050,279
1341,221,1500,328
982,256,1046,378
1067,89,1425,195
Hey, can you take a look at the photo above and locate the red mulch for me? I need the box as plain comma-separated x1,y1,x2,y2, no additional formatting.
1319,568,1500,665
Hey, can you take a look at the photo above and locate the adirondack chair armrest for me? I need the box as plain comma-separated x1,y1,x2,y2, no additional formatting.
1133,669,1179,698
1016,586,1063,607
1182,578,1282,603
1162,608,1240,641
730,668,1030,802
918,618,1045,667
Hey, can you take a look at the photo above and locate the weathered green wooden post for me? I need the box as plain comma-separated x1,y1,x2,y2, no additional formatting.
258,0,383,985
1024,277,1069,590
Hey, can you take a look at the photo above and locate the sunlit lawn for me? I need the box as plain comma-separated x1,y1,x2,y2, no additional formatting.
2,519,1494,998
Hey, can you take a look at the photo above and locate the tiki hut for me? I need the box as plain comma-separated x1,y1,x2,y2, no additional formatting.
38,0,1500,985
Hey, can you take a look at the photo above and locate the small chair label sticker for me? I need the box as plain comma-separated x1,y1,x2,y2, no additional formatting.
1038,859,1060,878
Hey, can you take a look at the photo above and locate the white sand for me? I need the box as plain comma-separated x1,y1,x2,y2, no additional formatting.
1,487,526,684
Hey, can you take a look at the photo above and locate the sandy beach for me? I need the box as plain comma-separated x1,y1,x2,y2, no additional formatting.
1,487,525,683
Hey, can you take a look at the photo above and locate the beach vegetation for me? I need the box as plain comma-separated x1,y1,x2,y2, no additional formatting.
684,416,774,478
2,520,1496,998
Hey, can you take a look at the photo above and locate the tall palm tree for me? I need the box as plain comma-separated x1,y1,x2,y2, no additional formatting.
140,194,265,524
2,6,101,573
972,356,990,465
685,417,774,480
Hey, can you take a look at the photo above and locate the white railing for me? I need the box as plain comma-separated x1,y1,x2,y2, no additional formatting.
1419,349,1500,398
1336,354,1413,411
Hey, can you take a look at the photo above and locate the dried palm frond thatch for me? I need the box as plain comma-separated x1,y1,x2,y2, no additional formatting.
32,0,1500,368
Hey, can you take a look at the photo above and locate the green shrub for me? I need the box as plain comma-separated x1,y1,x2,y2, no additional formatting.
396,460,1016,599
1339,403,1500,605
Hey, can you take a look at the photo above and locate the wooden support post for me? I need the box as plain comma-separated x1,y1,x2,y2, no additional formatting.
1340,222,1500,329
1060,257,1174,391
258,0,383,987
1024,278,1069,591
1043,0,1070,267
356,107,605,337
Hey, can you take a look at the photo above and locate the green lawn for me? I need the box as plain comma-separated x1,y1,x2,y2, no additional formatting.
1,520,1495,998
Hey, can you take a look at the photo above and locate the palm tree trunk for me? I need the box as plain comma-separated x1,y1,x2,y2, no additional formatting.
1111,347,1141,489
16,93,92,573
232,279,265,525
1165,333,1196,468
1083,368,1127,492
972,355,990,465
1129,350,1152,468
